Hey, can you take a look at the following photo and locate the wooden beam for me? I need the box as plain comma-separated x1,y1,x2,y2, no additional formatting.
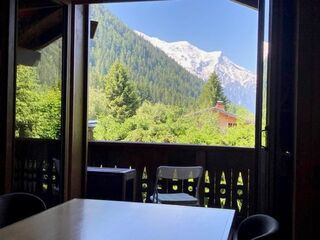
231,0,258,10
63,4,89,200
53,0,72,4
62,0,256,9
71,0,163,4
19,9,63,50
0,0,16,194
16,48,41,66
19,0,60,10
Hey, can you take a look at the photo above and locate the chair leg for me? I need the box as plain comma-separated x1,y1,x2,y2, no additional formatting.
228,226,236,240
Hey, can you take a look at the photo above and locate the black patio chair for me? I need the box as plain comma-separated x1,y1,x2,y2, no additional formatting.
233,214,279,240
0,192,46,228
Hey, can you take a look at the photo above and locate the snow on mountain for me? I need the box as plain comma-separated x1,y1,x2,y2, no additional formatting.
135,30,257,112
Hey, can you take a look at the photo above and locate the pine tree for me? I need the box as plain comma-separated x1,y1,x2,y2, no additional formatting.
105,61,140,122
198,72,228,109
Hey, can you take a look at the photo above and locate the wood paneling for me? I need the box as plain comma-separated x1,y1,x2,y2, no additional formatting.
19,8,63,50
268,0,296,238
0,0,16,194
294,0,320,237
19,0,61,10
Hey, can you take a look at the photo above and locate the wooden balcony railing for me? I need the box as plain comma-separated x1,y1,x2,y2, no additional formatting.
89,141,255,221
14,139,255,222
14,138,62,207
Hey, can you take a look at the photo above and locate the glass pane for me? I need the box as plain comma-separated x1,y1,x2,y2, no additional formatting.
14,0,65,207
88,1,258,147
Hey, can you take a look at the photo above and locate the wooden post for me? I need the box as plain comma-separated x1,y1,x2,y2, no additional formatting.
0,0,16,194
63,3,89,200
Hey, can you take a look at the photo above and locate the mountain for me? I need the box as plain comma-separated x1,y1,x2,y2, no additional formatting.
135,31,257,112
89,6,203,107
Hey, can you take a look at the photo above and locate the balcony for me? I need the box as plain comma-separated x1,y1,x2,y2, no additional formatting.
14,138,255,223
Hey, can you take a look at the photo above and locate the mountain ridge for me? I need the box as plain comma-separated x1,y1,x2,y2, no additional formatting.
89,6,204,109
135,30,257,112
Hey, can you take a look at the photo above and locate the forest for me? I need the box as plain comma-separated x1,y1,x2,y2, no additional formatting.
92,60,255,147
89,5,255,147
15,5,255,147
16,39,62,139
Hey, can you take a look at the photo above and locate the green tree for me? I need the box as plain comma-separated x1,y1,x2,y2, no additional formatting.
222,121,255,147
15,65,40,137
93,100,255,147
88,88,108,120
198,72,228,109
16,66,62,139
125,102,182,143
34,89,61,139
176,111,222,145
94,115,133,141
105,61,140,122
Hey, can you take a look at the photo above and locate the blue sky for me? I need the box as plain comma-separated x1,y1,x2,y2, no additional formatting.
104,0,258,73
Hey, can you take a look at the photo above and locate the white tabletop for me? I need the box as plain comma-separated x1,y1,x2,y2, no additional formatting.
0,199,235,240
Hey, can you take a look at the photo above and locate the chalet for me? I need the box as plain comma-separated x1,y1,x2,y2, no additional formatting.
0,0,319,239
212,101,238,128
190,101,252,128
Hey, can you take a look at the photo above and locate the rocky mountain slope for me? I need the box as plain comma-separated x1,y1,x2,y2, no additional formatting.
135,31,257,112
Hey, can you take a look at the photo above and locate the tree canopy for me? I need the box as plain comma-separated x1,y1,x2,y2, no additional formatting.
16,65,40,137
105,61,140,122
198,72,229,109
15,65,62,139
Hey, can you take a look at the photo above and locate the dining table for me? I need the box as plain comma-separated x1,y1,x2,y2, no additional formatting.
0,199,235,240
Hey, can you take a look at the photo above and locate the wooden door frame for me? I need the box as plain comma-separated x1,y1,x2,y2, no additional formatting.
267,0,296,238
0,0,89,201
63,3,89,200
0,0,17,194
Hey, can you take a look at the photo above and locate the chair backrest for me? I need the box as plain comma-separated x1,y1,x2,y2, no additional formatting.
154,166,203,198
234,214,279,240
156,166,203,180
0,192,47,228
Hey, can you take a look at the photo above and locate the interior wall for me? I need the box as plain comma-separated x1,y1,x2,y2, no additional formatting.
268,0,320,238
268,0,296,238
294,0,320,238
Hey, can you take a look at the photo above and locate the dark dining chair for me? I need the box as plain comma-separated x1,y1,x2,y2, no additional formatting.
0,192,46,228
233,214,279,240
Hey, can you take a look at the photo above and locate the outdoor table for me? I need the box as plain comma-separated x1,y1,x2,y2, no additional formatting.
87,167,136,201
0,199,235,240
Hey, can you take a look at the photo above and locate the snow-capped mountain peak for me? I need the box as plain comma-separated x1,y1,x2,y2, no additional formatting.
135,30,257,112
135,30,223,81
